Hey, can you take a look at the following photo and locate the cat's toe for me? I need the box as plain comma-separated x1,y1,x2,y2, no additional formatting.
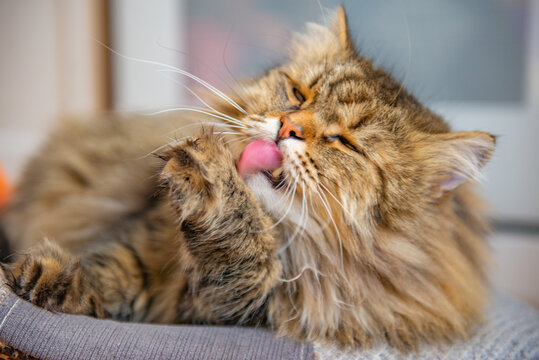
1,251,105,317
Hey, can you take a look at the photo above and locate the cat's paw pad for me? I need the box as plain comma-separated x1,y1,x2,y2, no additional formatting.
1,244,105,317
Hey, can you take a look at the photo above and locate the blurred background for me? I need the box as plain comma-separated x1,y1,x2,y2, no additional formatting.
0,0,538,308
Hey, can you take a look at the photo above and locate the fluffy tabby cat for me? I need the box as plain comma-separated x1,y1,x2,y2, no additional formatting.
0,7,495,350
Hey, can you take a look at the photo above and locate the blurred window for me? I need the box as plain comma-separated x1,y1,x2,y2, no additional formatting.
186,0,529,104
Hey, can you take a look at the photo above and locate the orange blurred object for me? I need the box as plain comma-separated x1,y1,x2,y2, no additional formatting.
0,164,11,209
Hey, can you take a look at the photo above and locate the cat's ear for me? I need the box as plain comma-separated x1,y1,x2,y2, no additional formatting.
331,6,354,50
420,131,496,198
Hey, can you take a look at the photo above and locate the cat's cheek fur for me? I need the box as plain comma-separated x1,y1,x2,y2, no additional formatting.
245,116,280,141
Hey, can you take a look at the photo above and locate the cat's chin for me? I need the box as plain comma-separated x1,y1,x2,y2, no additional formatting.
245,172,279,195
245,172,315,235
245,172,292,215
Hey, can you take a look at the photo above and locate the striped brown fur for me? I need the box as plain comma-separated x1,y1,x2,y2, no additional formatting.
1,7,494,350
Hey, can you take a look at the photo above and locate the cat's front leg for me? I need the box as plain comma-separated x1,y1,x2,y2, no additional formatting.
1,239,158,321
160,134,282,324
1,240,105,317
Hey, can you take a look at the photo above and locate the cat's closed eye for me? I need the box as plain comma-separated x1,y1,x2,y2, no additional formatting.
292,87,305,104
280,71,306,106
325,134,359,152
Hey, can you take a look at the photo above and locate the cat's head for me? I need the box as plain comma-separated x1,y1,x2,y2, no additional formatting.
217,7,495,255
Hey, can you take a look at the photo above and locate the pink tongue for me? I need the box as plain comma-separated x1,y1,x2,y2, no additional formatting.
237,140,282,178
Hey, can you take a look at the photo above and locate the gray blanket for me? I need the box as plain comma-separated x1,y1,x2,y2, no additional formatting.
0,285,312,360
1,281,538,359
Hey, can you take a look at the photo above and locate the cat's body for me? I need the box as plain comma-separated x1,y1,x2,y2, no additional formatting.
1,8,495,350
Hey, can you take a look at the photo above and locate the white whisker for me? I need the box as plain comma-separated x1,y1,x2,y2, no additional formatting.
306,187,331,233
137,136,191,160
155,68,248,116
318,182,356,221
147,107,248,129
95,40,248,115
279,265,324,283
316,0,328,24
315,184,345,269
137,130,240,160
279,180,308,253
157,70,246,126
251,172,299,234
164,121,244,137
224,134,256,145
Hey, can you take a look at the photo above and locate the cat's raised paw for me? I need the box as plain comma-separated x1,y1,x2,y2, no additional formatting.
159,133,236,218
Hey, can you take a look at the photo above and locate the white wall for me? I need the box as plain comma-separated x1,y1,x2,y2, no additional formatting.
0,1,60,178
491,232,539,309
109,0,186,111
0,0,108,179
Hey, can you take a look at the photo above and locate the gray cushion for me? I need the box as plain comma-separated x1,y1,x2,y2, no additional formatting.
314,294,539,359
1,280,538,360
0,285,313,360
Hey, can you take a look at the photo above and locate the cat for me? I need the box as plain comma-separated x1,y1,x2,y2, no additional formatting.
0,7,495,350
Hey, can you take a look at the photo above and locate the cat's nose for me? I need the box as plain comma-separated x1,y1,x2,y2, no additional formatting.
278,116,304,141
